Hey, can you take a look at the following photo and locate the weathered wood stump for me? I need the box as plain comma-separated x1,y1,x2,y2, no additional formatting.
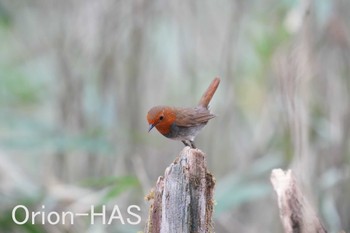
145,147,215,233
270,169,327,233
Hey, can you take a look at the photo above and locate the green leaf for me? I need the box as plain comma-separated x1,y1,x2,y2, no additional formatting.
81,176,139,204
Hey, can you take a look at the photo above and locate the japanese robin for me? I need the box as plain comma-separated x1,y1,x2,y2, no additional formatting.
147,77,220,148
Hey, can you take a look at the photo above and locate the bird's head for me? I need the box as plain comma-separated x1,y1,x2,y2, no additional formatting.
147,106,176,135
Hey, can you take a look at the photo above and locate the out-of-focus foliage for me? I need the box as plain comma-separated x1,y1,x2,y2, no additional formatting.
0,0,349,232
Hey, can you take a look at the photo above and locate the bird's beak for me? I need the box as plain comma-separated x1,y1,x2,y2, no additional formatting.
148,124,155,132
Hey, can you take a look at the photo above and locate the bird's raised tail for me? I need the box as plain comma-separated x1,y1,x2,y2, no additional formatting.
198,77,220,108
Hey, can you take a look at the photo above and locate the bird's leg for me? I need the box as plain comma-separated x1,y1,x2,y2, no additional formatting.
182,140,190,147
190,141,196,149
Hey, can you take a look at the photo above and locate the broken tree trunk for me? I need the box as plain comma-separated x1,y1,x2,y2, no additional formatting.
145,147,215,233
270,169,327,233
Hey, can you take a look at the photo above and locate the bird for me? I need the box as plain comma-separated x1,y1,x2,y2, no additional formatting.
147,77,220,148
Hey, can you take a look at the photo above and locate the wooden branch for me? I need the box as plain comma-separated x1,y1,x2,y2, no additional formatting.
145,147,215,233
270,169,327,233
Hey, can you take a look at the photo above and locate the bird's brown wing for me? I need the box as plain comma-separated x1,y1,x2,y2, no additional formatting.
174,107,215,127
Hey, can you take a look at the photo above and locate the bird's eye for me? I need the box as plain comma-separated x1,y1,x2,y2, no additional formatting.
159,116,164,121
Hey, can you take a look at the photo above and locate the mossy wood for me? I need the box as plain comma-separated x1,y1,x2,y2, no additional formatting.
145,147,215,233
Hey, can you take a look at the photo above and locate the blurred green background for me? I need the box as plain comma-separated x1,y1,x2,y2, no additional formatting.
0,0,349,232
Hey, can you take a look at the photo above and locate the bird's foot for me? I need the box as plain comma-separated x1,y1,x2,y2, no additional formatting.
182,140,196,149
190,141,196,149
182,140,190,147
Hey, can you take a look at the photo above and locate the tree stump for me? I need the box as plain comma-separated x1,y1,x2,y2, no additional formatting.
145,147,215,233
270,169,327,233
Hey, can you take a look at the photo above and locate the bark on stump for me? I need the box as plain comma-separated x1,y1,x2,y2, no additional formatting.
145,147,215,233
270,169,327,233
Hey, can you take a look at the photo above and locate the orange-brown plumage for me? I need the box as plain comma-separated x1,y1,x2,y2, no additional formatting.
198,77,220,108
147,106,176,135
147,77,220,148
